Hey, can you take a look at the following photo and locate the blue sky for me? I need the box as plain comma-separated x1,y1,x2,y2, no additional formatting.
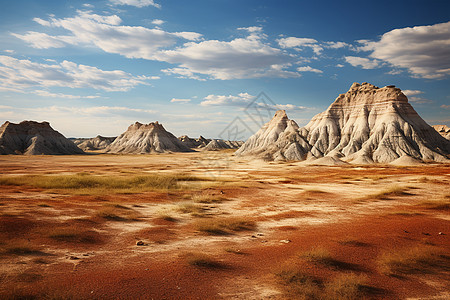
0,0,449,138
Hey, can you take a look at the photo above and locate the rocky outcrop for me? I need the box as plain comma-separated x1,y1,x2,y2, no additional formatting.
178,135,212,149
235,110,310,161
73,135,116,151
0,121,84,155
236,82,450,164
203,139,244,151
106,121,192,154
433,125,450,140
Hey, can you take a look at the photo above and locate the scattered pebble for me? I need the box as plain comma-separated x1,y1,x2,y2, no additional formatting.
438,232,445,235
136,241,146,246
69,256,79,260
280,239,291,244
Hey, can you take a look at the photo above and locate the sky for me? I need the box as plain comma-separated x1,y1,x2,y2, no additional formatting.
0,0,449,139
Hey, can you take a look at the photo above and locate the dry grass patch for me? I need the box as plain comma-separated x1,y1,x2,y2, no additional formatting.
359,185,411,202
185,252,224,268
378,245,450,276
47,226,102,244
0,241,45,256
191,193,226,204
417,199,450,210
323,273,368,300
194,217,256,235
0,173,211,194
96,205,141,221
301,247,335,266
276,267,367,300
176,202,204,216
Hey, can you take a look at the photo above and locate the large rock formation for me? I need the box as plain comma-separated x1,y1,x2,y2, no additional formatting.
237,82,450,164
72,135,116,151
178,135,211,149
433,125,450,140
203,139,244,151
106,121,192,154
0,121,84,155
235,110,310,161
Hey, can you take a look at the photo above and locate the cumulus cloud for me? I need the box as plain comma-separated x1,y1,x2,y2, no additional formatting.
200,92,306,110
345,56,381,69
357,21,450,79
109,0,161,8
151,19,164,25
297,66,323,73
0,55,157,92
157,36,299,80
323,41,350,49
13,10,201,59
170,98,191,103
402,90,423,96
277,37,323,55
441,105,450,109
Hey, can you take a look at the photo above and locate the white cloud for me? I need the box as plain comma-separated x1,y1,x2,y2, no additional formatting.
82,4,94,8
11,31,75,49
402,90,423,96
34,90,101,99
151,19,164,25
3,50,14,54
336,64,344,68
14,11,201,59
201,93,255,106
0,55,157,92
297,66,323,73
357,21,450,79
277,37,318,48
157,34,299,80
277,37,323,55
109,0,161,8
200,92,306,111
324,41,350,49
441,105,450,110
345,56,381,69
170,98,191,103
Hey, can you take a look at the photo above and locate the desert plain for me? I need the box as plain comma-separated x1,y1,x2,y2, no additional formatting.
0,152,449,299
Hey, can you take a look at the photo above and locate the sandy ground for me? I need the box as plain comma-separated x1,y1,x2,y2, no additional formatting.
0,152,449,299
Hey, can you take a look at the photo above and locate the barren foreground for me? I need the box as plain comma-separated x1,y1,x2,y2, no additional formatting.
0,153,449,299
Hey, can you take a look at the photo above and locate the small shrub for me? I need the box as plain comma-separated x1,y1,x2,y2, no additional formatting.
47,227,101,244
191,193,226,204
96,205,141,221
302,247,334,265
324,273,367,300
176,202,204,215
185,252,224,268
378,245,449,275
417,199,450,210
276,268,321,299
194,217,256,235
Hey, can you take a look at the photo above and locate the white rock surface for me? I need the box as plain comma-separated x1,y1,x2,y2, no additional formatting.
106,121,192,154
237,82,450,164
73,135,116,151
433,125,450,140
235,110,310,161
0,121,84,155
